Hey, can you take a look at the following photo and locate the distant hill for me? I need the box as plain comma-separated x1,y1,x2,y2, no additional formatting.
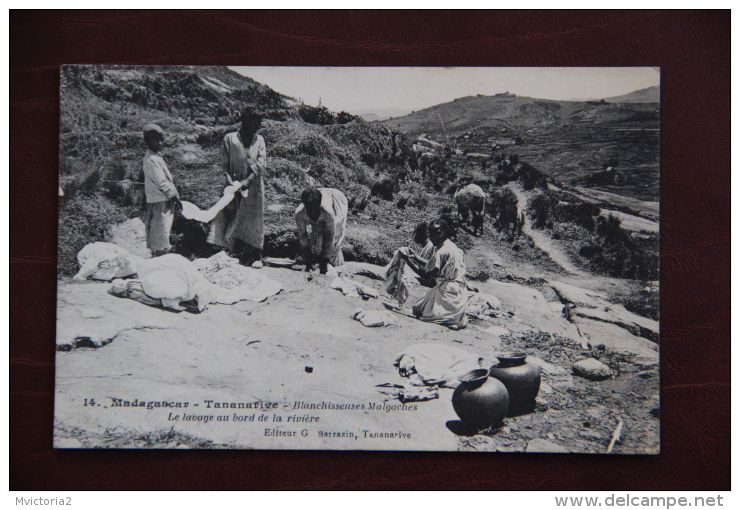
355,107,413,122
380,92,659,139
604,86,660,103
380,91,660,201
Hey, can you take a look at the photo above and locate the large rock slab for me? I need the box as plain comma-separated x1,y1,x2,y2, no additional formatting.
477,280,582,339
573,304,659,342
548,280,606,308
56,282,179,350
572,316,658,359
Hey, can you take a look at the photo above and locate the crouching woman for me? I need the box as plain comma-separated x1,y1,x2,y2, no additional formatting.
399,218,469,330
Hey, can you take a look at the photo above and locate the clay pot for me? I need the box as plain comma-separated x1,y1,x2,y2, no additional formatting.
451,368,509,432
489,352,541,416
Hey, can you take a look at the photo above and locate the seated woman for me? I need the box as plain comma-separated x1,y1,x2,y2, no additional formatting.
399,218,469,330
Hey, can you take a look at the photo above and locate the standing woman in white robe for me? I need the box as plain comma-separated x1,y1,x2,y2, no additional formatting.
207,109,266,267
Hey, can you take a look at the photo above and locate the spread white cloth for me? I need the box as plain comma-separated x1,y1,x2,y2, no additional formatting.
180,184,241,223
74,242,142,281
331,277,379,299
466,292,503,318
110,252,284,311
192,251,284,302
352,308,396,327
394,343,483,388
132,254,218,311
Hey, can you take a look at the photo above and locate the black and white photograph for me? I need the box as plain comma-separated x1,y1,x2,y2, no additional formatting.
54,65,660,453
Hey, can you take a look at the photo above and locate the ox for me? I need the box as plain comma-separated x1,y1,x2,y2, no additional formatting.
454,183,486,236
495,202,525,237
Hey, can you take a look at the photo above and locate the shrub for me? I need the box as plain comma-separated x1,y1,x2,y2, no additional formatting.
527,191,557,229
298,105,336,125
517,162,548,190
408,189,429,209
413,222,428,246
395,194,410,209
347,190,370,213
579,244,603,258
57,193,134,277
556,202,601,231
335,111,357,124
370,177,396,200
64,167,103,198
596,214,625,244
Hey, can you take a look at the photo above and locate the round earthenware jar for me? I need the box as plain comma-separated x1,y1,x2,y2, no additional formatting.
489,352,541,416
451,368,509,432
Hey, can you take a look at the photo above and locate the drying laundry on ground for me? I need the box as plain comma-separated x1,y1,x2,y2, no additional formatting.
73,242,141,281
466,291,503,319
192,252,284,298
110,253,217,311
352,308,396,327
331,277,379,299
394,343,483,388
67,241,285,312
375,382,439,403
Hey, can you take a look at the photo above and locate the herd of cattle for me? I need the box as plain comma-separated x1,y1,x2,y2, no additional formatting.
453,183,525,237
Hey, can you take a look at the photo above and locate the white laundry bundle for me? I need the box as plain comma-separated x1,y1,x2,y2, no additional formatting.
122,254,219,311
352,308,396,327
394,343,483,388
73,242,142,281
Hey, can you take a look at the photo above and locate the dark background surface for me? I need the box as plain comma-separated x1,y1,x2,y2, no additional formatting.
10,10,730,490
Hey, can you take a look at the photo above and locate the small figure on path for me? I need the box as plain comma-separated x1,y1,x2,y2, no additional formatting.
294,187,348,275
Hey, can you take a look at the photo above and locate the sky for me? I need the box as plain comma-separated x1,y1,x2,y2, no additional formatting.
230,67,660,115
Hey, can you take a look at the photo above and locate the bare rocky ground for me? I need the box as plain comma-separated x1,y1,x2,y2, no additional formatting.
55,213,659,453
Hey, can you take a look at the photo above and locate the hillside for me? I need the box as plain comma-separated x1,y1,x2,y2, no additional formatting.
604,86,660,103
58,65,429,278
380,92,660,201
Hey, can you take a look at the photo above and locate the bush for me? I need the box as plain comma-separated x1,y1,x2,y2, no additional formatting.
370,177,396,200
579,244,603,258
527,191,557,229
556,202,601,231
64,167,103,198
395,194,410,209
413,222,428,246
335,111,357,124
57,193,135,277
589,238,658,281
596,214,625,244
298,105,336,125
517,162,548,191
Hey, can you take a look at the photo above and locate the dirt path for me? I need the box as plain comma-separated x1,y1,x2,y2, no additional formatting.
508,184,588,277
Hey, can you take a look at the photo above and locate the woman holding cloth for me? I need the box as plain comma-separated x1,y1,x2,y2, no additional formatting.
208,109,267,267
399,218,469,330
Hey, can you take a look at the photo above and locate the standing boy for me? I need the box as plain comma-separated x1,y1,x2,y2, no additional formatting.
142,123,180,257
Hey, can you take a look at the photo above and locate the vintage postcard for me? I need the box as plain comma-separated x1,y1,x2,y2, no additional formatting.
54,66,659,452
